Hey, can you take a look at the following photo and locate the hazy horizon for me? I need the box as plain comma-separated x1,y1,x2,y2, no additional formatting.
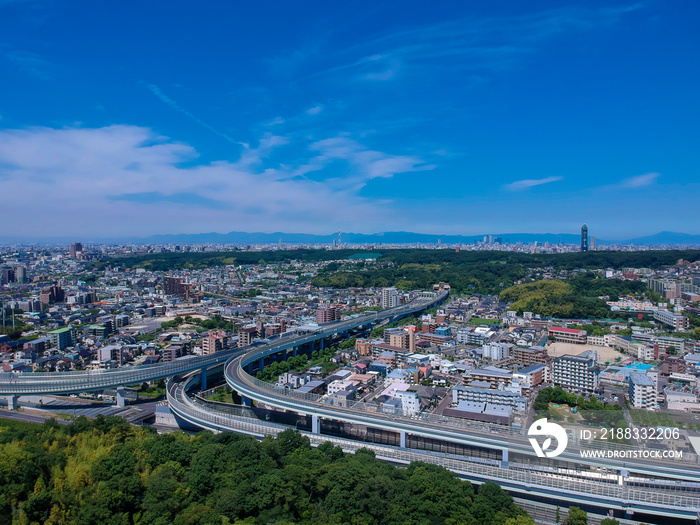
1,1,698,238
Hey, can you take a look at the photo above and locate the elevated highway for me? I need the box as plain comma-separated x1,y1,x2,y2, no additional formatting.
170,371,700,523
0,290,447,406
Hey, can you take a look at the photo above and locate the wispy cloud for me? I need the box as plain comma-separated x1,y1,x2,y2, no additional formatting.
6,50,50,79
619,172,659,188
109,191,229,210
308,136,434,189
312,4,642,83
146,84,245,147
504,176,563,191
0,125,411,236
305,104,324,116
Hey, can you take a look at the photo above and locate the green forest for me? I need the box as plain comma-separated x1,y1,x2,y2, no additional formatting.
96,248,700,275
91,248,700,300
499,275,649,318
0,416,532,525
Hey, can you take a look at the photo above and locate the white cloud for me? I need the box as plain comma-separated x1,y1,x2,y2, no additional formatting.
265,116,286,126
619,172,659,188
305,105,324,116
312,4,642,84
309,136,434,189
504,176,563,191
0,125,414,237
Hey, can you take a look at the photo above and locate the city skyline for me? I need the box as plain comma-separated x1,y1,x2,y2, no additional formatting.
1,1,699,238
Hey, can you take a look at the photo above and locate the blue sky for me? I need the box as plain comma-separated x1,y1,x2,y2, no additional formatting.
0,0,698,240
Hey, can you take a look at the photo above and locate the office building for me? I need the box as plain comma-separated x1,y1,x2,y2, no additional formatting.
69,242,83,258
39,284,65,305
163,276,203,303
1,269,14,284
581,224,588,252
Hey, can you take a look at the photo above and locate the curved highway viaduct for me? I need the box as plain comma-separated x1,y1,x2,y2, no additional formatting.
0,290,448,408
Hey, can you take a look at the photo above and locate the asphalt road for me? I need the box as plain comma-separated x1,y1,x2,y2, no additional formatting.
0,409,71,425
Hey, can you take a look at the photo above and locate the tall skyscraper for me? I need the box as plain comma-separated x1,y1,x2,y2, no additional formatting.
580,224,589,252
69,242,83,258
590,236,596,251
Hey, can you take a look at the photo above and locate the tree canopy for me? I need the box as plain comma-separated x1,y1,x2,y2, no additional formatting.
0,416,529,525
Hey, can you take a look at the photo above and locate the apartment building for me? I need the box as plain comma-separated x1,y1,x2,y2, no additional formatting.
629,372,656,409
452,384,527,412
512,346,551,368
237,325,257,347
482,342,512,362
654,310,690,331
380,287,400,309
464,366,513,388
202,331,228,355
316,304,341,324
552,350,600,392
48,326,76,351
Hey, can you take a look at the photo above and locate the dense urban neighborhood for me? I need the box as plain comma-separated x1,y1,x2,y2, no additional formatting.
2,243,700,524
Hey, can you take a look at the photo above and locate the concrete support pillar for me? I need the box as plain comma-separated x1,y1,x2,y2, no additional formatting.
258,358,265,372
200,368,207,390
312,414,320,434
247,363,255,374
501,449,509,469
116,386,125,408
241,396,252,407
5,395,18,410
293,347,297,357
619,469,628,486
320,338,324,351
400,431,407,448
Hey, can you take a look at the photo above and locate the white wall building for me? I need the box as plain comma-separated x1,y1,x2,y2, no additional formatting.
629,372,656,409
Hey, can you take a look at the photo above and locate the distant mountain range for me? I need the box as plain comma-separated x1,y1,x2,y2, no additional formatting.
3,230,700,246
137,230,700,246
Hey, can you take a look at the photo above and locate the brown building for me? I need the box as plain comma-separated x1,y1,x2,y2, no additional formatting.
69,242,83,258
202,331,228,355
163,276,202,303
355,338,372,356
238,325,257,347
421,322,438,334
661,356,687,375
316,304,341,324
40,284,65,305
512,346,552,368
464,366,513,388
